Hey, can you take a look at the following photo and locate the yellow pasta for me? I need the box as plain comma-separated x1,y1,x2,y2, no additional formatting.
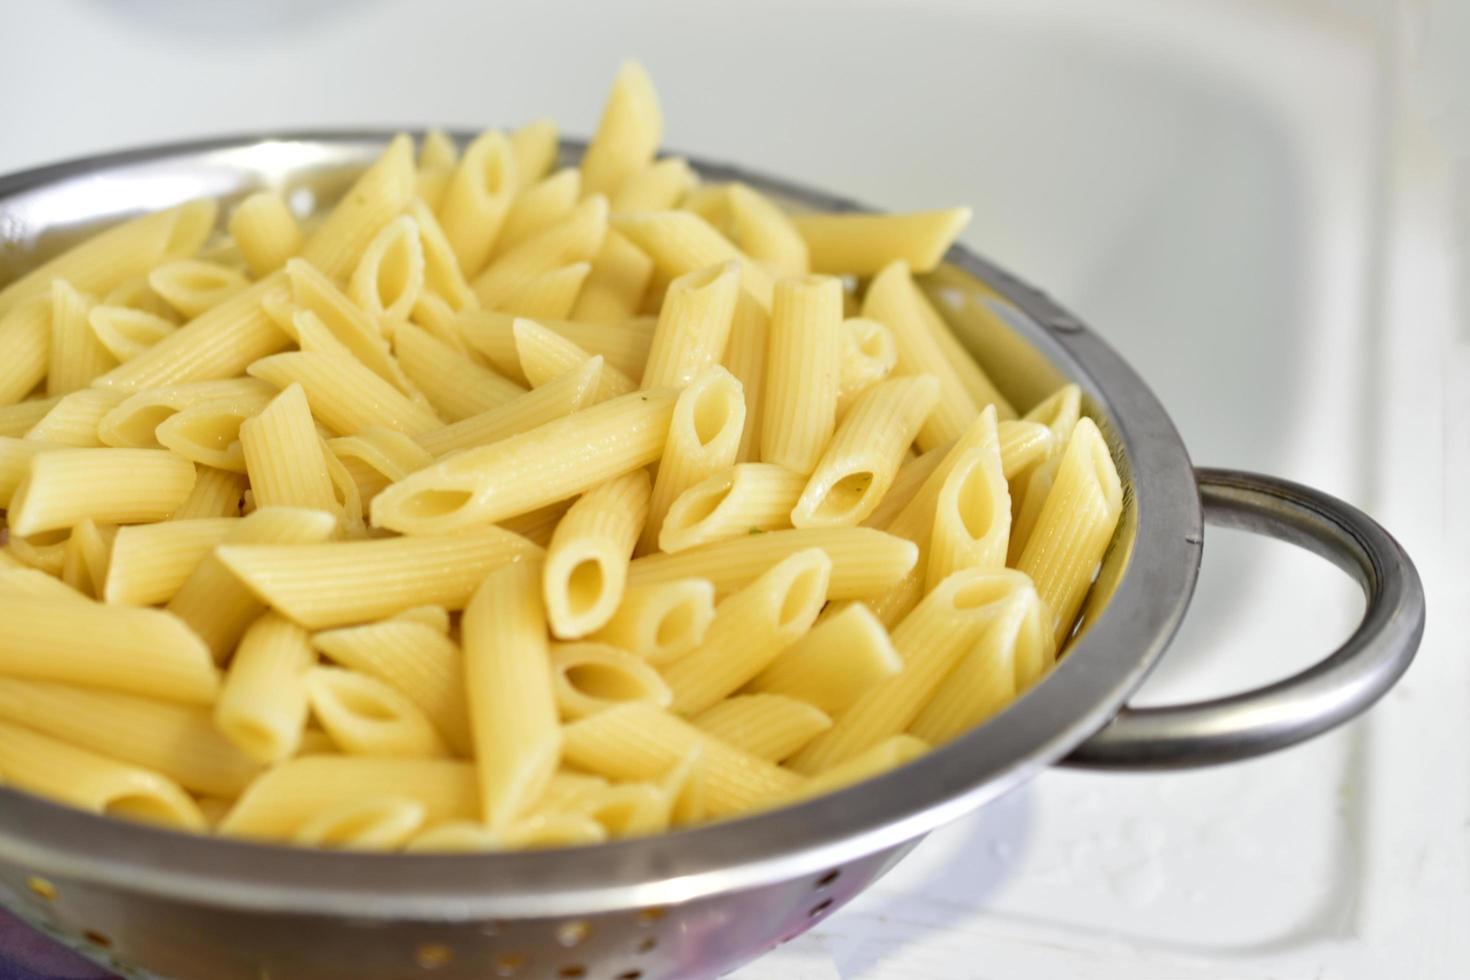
1024,382,1082,447
570,230,655,323
497,261,591,319
658,462,806,553
413,355,601,458
761,275,843,473
543,470,650,638
693,694,831,763
461,309,654,382
862,443,947,531
215,613,315,765
240,382,338,515
641,366,745,552
748,602,902,715
0,719,206,832
781,734,928,805
721,290,770,463
437,129,517,277
292,796,427,851
282,259,415,395
463,561,561,829
471,195,608,308
0,299,51,406
249,350,441,437
408,199,478,315
102,275,178,320
348,214,425,327
148,259,250,320
792,375,939,527
88,305,176,362
97,376,273,449
793,208,971,276
726,183,809,277
612,209,775,308
154,388,273,472
580,60,662,198
59,517,114,597
509,117,559,191
836,317,897,418
1015,418,1123,645
171,465,245,519
372,386,677,534
925,441,1010,588
549,641,672,718
25,387,128,446
299,134,415,280
217,525,540,630
305,667,450,758
0,395,58,437
7,448,195,535
0,437,56,507
610,156,696,211
639,262,740,390
393,321,523,421
103,517,236,606
588,578,715,665
996,419,1056,480
496,168,582,257
662,548,831,715
48,280,116,395
419,128,459,171
229,191,303,277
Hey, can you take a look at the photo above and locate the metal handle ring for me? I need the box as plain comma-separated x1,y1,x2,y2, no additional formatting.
1063,467,1425,769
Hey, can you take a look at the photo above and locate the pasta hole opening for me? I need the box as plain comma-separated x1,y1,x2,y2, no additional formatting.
109,405,177,445
165,201,218,256
565,559,608,617
689,386,737,446
951,577,1017,611
221,717,285,761
778,566,827,630
565,662,649,703
858,331,888,360
324,684,402,723
478,144,512,197
811,470,876,522
677,262,732,293
164,409,246,451
955,461,996,540
654,602,696,650
395,488,474,521
671,480,733,529
375,231,418,313
103,792,188,828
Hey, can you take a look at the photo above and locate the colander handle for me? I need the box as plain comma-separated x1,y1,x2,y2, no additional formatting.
1062,467,1424,769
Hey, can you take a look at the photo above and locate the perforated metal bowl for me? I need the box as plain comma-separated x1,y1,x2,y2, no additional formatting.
0,134,1424,980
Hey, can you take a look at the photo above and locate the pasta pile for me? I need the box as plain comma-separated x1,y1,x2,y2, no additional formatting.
0,63,1123,851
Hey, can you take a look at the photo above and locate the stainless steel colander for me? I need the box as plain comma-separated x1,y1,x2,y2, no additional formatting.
0,134,1424,980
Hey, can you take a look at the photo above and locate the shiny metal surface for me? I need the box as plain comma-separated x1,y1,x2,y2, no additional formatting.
0,133,1419,980
1064,468,1425,769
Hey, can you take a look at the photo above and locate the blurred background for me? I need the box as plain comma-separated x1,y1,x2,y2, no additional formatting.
1,0,1465,977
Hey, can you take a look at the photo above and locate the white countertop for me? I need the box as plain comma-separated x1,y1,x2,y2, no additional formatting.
2,1,1465,977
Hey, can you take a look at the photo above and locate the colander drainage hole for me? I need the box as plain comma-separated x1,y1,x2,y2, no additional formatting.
616,971,644,980
635,907,666,925
635,936,657,954
814,870,840,889
556,967,586,978
415,943,452,970
493,952,525,976
808,898,834,917
82,930,112,949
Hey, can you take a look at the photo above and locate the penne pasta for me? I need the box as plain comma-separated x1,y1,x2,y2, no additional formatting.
7,448,196,535
103,517,236,606
102,275,178,320
782,734,928,804
171,465,245,519
48,280,116,395
693,694,831,763
549,641,672,718
282,259,416,395
305,667,450,759
0,299,51,406
148,259,250,319
300,134,415,280
612,209,775,308
639,262,740,389
292,796,427,851
761,275,843,473
610,156,696,211
658,462,806,553
509,117,559,191
59,517,115,598
996,419,1056,480
836,317,897,418
437,129,517,277
249,350,441,437
460,309,654,383
25,387,128,446
862,443,947,531
394,321,523,422
543,470,650,638
88,305,176,362
496,169,582,257
641,366,745,552
0,396,59,437
97,376,273,449
497,261,591,320
241,383,339,515
1023,383,1082,448
471,195,608,308
215,613,315,765
580,61,662,198
154,389,273,472
793,208,971,276
722,290,770,463
726,183,809,277
0,437,58,507
925,442,1011,589
229,191,303,277
570,230,655,323
414,355,602,458
349,215,425,326
748,602,902,715
588,577,715,665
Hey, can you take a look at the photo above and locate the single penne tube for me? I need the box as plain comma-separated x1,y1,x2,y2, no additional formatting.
460,309,654,382
313,618,471,756
282,259,416,395
291,796,427,851
692,694,831,763
96,377,274,449
328,426,433,505
1016,418,1124,645
543,470,650,638
88,305,176,362
570,230,655,323
101,275,178,320
0,396,59,437
214,612,315,764
103,517,236,606
165,508,341,660
154,389,273,472
1023,383,1082,448
0,199,216,319
721,290,769,463
24,387,128,446
0,592,219,703
48,280,116,395
147,259,250,319
437,129,517,277
94,272,291,392
463,561,561,829
471,195,608,308
539,770,611,811
909,587,1054,744
761,275,844,473
0,719,206,832
662,548,831,715
925,442,1010,589
561,703,801,818
629,525,917,601
218,757,478,841
910,283,1017,422
641,366,745,552
789,568,1031,774
996,419,1056,479
588,578,715,665
400,821,500,853
658,462,806,553
726,183,809,277
393,321,523,422
611,209,774,308
792,375,940,528
0,677,261,796
414,356,601,458
580,61,662,198
556,780,673,839
748,602,902,715
861,443,947,530
495,168,581,257
305,667,450,759
835,317,897,418
512,317,636,401
407,199,477,314
509,117,558,190
609,156,696,211
249,350,441,437
0,437,58,507
549,641,672,718
171,465,245,519
349,214,426,325
6,448,195,535
60,517,115,597
862,262,983,449
241,383,339,513
372,386,677,534
780,734,928,805
497,261,591,320
229,191,303,277
793,208,971,276
419,128,459,170
639,262,740,389
218,525,540,630
300,134,415,279
0,299,51,406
